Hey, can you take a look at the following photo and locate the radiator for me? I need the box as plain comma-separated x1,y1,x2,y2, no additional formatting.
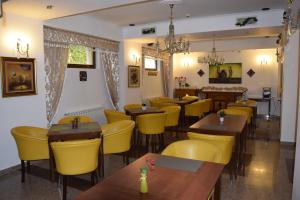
64,107,104,123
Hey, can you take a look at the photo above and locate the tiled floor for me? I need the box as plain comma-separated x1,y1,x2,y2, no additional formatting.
0,117,295,200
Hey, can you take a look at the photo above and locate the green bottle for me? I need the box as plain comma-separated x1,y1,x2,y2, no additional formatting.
140,167,148,194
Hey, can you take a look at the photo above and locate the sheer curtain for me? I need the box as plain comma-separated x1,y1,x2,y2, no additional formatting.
142,47,170,96
100,50,120,110
44,43,69,125
44,26,120,124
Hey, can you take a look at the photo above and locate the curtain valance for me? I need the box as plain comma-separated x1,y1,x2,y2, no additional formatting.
44,26,119,52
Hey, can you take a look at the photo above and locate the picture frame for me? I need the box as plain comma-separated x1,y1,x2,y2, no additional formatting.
1,57,37,97
128,65,140,88
209,63,242,84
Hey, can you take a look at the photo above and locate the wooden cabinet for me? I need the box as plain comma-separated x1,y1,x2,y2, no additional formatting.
174,88,200,98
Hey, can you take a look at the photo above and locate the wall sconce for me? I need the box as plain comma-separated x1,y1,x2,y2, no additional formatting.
182,57,192,67
132,54,140,65
16,38,29,58
256,55,271,66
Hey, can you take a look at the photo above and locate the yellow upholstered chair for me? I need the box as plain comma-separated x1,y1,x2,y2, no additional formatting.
185,100,206,125
137,113,167,152
51,138,101,200
161,106,181,127
149,97,173,108
58,115,94,124
11,126,49,182
187,132,235,179
236,99,257,106
161,140,222,163
202,98,212,113
101,120,135,164
104,109,131,123
123,104,142,111
182,95,198,101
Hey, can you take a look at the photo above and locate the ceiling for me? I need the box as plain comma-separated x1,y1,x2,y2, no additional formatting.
87,0,285,26
3,0,284,24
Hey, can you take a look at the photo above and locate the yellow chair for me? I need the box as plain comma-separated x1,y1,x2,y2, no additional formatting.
137,113,167,152
101,120,135,165
149,97,173,108
162,140,222,163
182,95,198,101
236,99,257,106
161,106,181,138
51,138,101,200
187,132,235,179
11,126,49,182
185,100,206,125
58,115,94,124
202,98,212,113
104,109,131,123
123,104,142,111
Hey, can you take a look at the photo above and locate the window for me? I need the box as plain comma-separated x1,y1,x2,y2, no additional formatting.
144,56,157,71
67,45,95,68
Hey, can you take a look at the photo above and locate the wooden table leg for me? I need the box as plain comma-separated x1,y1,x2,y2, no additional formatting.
214,176,221,200
48,140,55,181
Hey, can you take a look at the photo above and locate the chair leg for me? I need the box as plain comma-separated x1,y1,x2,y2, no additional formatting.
26,161,31,173
21,160,25,183
126,151,130,165
63,175,67,200
145,135,150,153
91,171,96,186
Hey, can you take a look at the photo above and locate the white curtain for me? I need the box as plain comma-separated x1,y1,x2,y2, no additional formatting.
100,50,120,110
44,43,69,125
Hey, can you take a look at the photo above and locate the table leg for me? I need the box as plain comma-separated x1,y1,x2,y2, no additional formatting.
48,140,55,181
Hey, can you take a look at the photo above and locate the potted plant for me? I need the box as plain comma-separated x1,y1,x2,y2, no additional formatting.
218,111,226,123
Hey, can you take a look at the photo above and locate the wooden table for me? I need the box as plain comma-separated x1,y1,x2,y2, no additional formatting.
125,107,164,119
74,153,224,200
174,88,200,98
200,89,246,112
48,122,102,180
188,113,247,177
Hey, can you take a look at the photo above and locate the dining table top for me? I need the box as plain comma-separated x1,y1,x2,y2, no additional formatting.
74,153,224,200
172,98,198,105
227,102,257,108
125,107,164,117
188,113,247,136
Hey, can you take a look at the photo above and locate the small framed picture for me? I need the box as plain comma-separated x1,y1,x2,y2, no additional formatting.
128,65,140,88
1,57,37,97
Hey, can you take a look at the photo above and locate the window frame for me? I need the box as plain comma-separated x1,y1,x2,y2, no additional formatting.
143,56,158,71
67,46,96,69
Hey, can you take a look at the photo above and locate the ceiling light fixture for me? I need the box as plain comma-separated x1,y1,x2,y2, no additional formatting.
198,38,224,66
156,0,190,55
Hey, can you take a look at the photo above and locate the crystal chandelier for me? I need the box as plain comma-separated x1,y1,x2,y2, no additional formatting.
198,38,224,66
156,3,190,55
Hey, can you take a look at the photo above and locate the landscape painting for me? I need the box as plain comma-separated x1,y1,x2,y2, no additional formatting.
209,63,242,84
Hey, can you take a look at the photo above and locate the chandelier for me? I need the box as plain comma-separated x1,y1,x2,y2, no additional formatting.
156,3,190,55
198,38,224,66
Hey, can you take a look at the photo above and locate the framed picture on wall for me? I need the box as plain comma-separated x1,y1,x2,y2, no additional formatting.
128,65,140,88
1,57,37,97
209,63,242,84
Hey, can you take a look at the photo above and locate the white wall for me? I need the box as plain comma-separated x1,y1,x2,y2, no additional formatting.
173,48,280,116
142,63,163,99
45,15,122,41
0,13,47,170
281,30,299,142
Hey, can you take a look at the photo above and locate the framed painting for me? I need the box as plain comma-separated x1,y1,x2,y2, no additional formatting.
209,63,242,84
128,65,140,88
1,57,37,97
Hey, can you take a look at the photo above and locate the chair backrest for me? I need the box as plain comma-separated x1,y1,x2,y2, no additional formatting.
11,126,49,161
182,95,198,101
123,104,142,111
185,100,206,117
101,120,135,154
202,99,212,113
187,132,234,164
50,138,101,175
149,97,173,108
58,115,94,124
162,140,222,163
137,113,167,134
104,109,131,123
161,106,181,127
222,108,251,124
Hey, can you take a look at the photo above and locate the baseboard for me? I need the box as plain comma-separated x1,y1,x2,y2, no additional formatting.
0,164,20,177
